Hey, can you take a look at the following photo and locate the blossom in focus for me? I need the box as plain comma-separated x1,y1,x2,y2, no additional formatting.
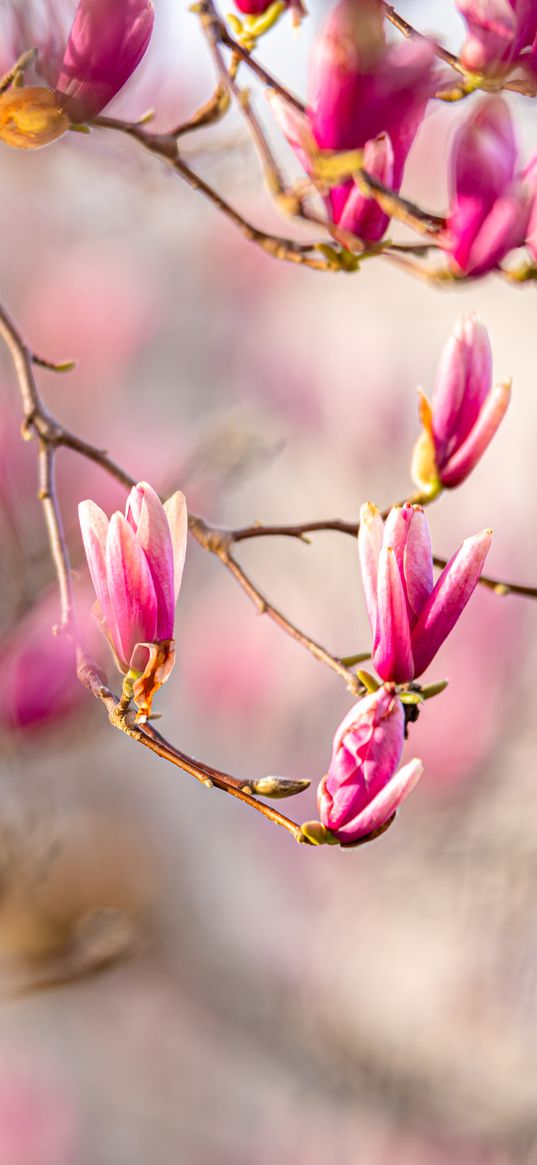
412,315,511,491
456,0,537,75
269,0,436,241
0,0,154,149
79,482,187,716
318,685,423,843
446,97,532,276
359,502,492,683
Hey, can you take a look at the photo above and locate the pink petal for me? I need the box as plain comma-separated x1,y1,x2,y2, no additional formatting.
163,490,188,606
373,547,414,683
337,132,394,241
78,499,114,627
403,507,434,623
410,528,492,676
358,502,383,633
454,183,532,276
106,512,158,666
126,482,175,640
440,379,511,487
331,758,423,843
56,0,154,122
266,91,313,176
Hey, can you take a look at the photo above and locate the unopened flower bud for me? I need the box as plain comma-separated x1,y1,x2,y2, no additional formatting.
412,315,511,490
318,685,423,844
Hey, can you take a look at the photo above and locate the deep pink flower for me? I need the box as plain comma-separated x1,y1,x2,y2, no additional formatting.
79,482,187,713
412,315,511,491
456,0,537,74
446,97,532,276
56,0,154,122
269,0,436,241
359,502,492,683
318,685,423,843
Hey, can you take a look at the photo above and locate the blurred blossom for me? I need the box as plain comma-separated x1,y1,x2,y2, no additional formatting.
269,0,436,240
446,97,532,276
359,501,492,682
318,685,423,843
412,315,510,491
0,590,90,737
456,0,537,75
0,1066,77,1165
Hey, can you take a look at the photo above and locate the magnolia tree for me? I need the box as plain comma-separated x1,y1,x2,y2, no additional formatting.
0,0,536,850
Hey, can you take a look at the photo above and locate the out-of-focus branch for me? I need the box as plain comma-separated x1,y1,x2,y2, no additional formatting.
382,3,537,98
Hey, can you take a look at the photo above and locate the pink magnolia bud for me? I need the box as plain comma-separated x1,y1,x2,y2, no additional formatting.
56,0,154,122
446,97,532,276
456,0,537,74
269,0,435,241
412,316,511,491
79,482,187,714
359,502,492,683
318,685,423,843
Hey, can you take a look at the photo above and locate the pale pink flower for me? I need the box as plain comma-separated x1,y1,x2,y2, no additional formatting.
359,502,492,683
318,685,423,843
412,316,510,491
79,482,187,714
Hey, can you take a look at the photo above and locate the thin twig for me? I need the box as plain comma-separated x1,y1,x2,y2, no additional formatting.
77,653,311,843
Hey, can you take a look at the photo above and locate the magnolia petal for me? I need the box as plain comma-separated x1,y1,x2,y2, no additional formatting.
404,507,434,624
440,379,511,487
432,316,492,463
127,482,176,641
78,500,114,628
410,528,492,676
373,547,414,683
331,757,423,843
163,490,188,606
56,0,154,122
358,501,383,633
106,512,158,666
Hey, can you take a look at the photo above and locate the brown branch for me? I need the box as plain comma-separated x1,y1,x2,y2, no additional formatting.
382,3,465,73
188,518,365,695
197,0,306,114
91,115,334,272
77,653,312,843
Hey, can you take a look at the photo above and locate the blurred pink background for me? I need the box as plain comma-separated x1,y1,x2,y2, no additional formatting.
0,1,536,1162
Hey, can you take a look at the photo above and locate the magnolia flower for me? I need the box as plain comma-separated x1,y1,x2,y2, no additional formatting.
269,0,435,241
79,482,187,717
456,0,537,75
359,502,492,683
412,315,511,491
0,0,154,149
446,97,532,276
318,685,423,844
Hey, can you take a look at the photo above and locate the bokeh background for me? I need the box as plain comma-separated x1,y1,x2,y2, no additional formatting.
0,1,536,1162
